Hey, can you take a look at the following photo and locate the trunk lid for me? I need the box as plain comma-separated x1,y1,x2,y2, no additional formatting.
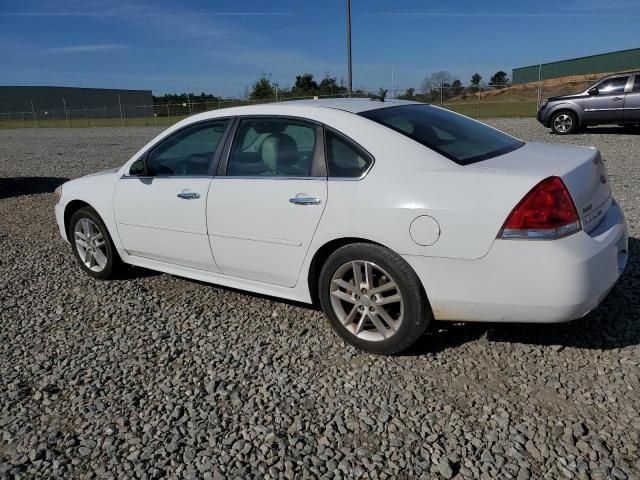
474,142,611,233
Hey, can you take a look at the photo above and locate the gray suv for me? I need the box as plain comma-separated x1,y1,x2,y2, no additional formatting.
538,71,640,134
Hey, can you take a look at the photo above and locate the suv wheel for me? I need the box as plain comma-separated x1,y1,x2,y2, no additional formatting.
551,111,578,135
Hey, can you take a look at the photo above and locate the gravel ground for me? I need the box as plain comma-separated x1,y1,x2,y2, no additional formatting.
1,120,639,479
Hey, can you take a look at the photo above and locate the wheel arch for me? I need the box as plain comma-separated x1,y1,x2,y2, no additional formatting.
63,200,93,236
547,105,582,128
306,237,428,307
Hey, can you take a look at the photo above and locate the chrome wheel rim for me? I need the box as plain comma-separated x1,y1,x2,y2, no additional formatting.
553,114,573,133
329,260,404,342
74,218,108,272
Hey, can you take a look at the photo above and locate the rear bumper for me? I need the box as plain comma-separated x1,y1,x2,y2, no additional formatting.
405,200,628,323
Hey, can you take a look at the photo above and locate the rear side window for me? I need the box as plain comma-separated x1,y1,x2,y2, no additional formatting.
227,118,317,177
325,130,373,178
360,104,523,166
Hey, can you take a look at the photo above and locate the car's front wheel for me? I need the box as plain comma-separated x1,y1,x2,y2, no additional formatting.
551,111,579,135
68,207,121,280
318,243,431,355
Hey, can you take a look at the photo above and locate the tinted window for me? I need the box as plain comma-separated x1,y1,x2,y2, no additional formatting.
228,118,316,177
360,104,523,165
145,121,228,176
326,130,373,178
634,76,640,92
597,76,629,94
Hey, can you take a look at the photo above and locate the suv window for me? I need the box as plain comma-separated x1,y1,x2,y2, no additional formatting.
146,120,228,176
325,130,373,178
360,104,523,166
596,76,629,94
634,75,640,92
228,118,316,177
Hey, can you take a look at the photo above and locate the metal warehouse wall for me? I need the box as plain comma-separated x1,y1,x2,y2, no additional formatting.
512,48,640,84
0,86,153,118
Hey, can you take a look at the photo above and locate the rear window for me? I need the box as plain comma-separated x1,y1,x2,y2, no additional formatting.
359,104,524,165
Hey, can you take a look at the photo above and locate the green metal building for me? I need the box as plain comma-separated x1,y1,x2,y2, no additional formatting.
512,48,640,84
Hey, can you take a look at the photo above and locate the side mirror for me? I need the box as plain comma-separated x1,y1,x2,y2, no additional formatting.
129,158,147,176
588,87,599,96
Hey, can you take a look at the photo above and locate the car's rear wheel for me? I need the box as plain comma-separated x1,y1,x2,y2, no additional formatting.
318,243,431,355
551,111,578,135
69,207,121,280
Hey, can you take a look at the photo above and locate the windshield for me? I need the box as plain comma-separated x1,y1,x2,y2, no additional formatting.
359,104,524,165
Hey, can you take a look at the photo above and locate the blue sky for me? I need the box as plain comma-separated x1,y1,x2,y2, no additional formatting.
1,0,639,96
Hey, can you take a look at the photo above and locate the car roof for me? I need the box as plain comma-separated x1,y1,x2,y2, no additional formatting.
270,97,421,114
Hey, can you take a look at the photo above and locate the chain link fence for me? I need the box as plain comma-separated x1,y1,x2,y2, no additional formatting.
0,79,600,128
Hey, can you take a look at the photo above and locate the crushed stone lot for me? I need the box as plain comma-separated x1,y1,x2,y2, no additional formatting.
1,119,639,479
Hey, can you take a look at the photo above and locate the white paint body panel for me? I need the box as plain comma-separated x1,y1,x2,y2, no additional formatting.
54,99,628,324
113,177,218,271
207,178,327,286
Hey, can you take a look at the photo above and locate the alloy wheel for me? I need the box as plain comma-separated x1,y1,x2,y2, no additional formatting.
74,218,108,272
553,114,573,133
329,260,404,342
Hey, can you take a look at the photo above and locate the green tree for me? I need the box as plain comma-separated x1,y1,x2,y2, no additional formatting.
489,71,509,88
318,73,346,95
397,88,415,100
451,79,463,96
250,73,275,100
293,73,318,95
470,73,482,88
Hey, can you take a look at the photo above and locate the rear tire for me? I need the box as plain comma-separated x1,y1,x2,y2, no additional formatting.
550,111,579,135
318,243,431,355
68,207,122,280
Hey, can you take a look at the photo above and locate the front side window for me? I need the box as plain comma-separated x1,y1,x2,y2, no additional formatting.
360,104,523,166
145,120,229,176
325,130,373,178
227,118,317,177
596,76,629,94
634,75,640,92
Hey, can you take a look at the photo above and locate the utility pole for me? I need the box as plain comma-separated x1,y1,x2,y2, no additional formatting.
346,0,352,96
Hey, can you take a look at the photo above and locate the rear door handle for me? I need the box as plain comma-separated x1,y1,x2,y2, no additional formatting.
289,197,321,205
177,192,200,199
612,97,623,101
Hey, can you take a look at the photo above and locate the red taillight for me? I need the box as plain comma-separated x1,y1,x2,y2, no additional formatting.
500,176,581,239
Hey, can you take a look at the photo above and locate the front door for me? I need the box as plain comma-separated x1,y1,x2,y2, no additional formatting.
114,119,230,271
582,75,629,123
207,117,327,287
624,75,640,123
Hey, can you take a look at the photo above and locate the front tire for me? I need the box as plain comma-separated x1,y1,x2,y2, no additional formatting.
68,207,121,280
550,111,579,135
318,243,431,355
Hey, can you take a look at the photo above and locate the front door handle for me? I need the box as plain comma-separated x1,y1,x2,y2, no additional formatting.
612,97,623,101
177,192,200,199
289,197,321,205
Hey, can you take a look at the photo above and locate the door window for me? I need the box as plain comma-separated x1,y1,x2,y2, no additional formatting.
227,118,317,177
145,120,229,176
325,130,373,178
634,76,640,92
596,76,629,95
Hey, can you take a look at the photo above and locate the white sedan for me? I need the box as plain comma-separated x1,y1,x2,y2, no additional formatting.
54,99,628,354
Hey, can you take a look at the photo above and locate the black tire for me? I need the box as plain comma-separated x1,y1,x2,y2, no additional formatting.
550,110,579,135
318,243,431,355
68,206,122,280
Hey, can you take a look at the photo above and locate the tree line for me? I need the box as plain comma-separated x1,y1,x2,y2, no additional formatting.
153,69,511,105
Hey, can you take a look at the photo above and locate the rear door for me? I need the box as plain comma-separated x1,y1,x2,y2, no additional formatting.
624,74,640,123
207,117,327,287
582,75,629,123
